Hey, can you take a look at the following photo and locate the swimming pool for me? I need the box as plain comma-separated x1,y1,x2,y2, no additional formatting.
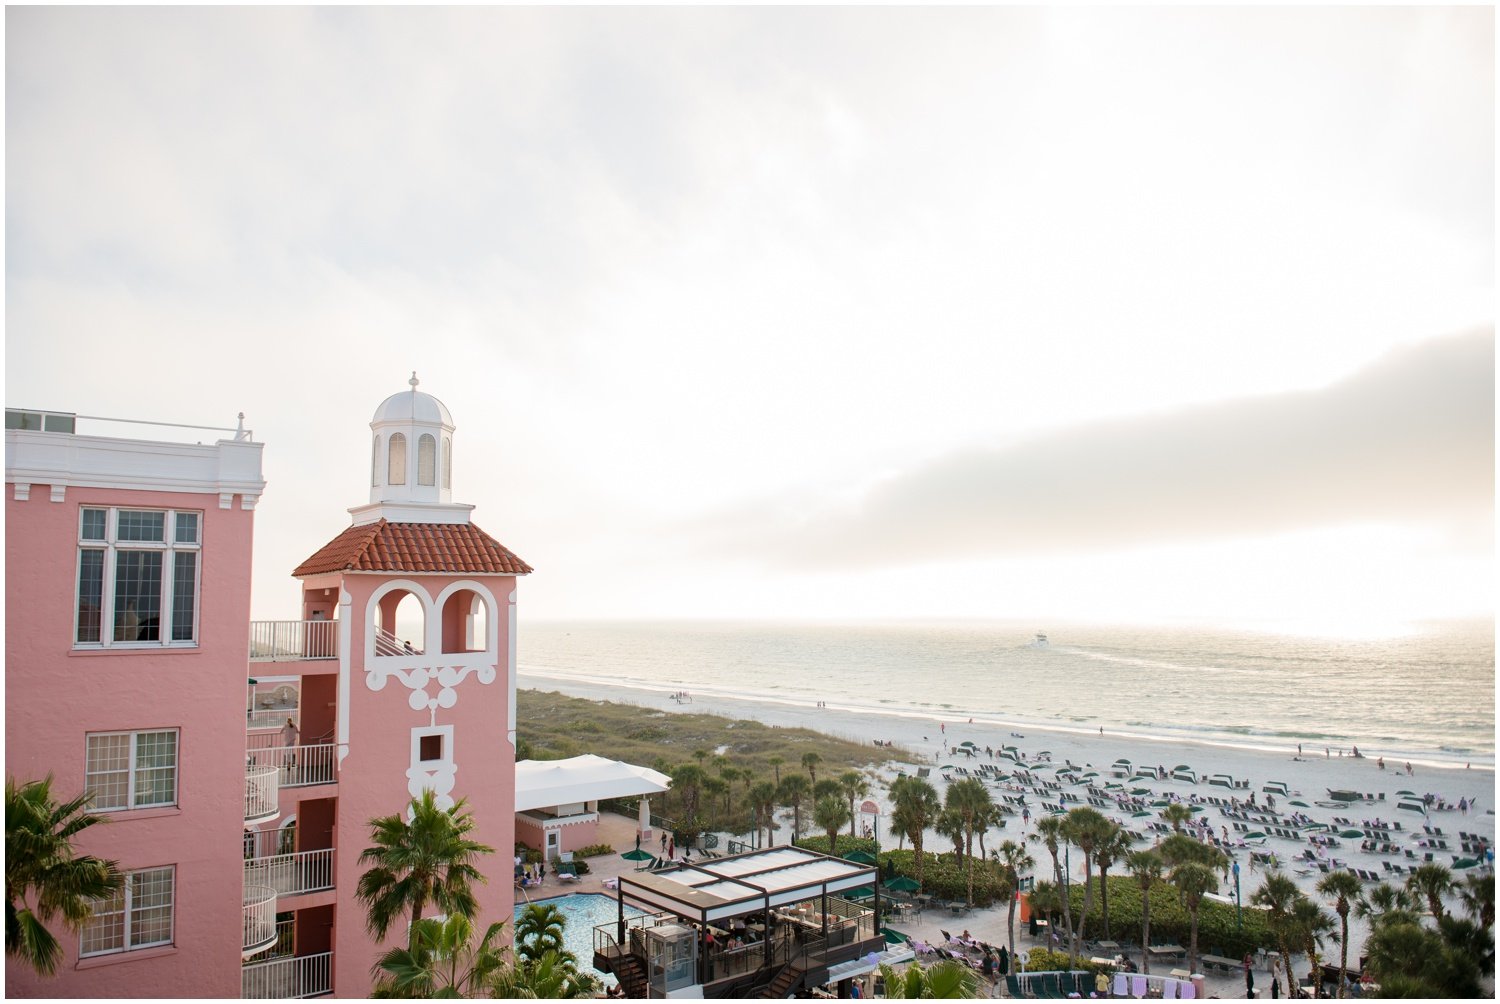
514,892,644,979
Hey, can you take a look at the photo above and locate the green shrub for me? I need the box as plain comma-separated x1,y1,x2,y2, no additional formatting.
879,848,1007,907
1059,876,1275,959
794,835,879,858
573,843,616,858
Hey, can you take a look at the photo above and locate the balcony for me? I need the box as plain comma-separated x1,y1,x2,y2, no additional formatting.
245,764,280,824
250,620,338,663
244,849,335,899
246,736,337,788
242,884,277,958
242,951,333,999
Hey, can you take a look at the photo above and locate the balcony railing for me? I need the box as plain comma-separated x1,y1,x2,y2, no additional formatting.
244,848,335,899
374,625,422,657
245,740,337,788
250,620,338,663
242,951,333,999
243,884,278,958
245,764,280,824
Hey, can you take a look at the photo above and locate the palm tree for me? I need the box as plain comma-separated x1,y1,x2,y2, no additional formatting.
1094,824,1135,942
1316,870,1363,997
5,776,122,976
889,776,941,891
1034,815,1075,959
777,774,811,840
1357,880,1419,928
993,840,1034,960
1170,861,1218,976
875,958,981,998
514,902,569,963
371,914,510,998
946,779,993,907
838,771,869,839
702,776,730,821
1125,849,1164,974
936,808,966,867
1290,896,1334,998
1161,803,1193,834
974,800,1005,861
1407,862,1454,921
671,764,706,830
492,948,601,999
355,790,494,942
814,796,850,857
1459,871,1494,930
749,781,779,847
1060,807,1111,962
801,752,822,786
767,755,785,786
1251,872,1302,997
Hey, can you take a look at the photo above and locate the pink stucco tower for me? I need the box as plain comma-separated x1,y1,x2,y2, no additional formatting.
5,407,265,998
278,377,530,993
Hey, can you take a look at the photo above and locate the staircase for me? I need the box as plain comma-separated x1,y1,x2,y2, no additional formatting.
759,962,808,999
612,954,649,999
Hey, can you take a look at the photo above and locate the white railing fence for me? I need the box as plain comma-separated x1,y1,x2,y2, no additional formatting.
245,764,280,823
245,743,337,788
242,884,278,956
374,625,422,656
250,620,338,662
242,951,333,999
243,848,335,898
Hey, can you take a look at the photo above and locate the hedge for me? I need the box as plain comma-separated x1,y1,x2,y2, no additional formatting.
1053,876,1276,960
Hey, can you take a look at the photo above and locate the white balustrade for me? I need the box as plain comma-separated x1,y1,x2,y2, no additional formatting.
249,620,338,662
245,742,337,788
243,848,335,898
241,951,333,999
244,763,280,824
242,884,278,957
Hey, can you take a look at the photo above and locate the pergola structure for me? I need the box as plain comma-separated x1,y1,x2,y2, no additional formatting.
595,846,887,998
513,754,671,858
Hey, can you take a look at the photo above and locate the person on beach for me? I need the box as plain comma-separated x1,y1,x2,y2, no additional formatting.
1244,954,1255,996
1406,762,1414,776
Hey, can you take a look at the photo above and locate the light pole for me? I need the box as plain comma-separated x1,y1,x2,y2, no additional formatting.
1233,860,1242,931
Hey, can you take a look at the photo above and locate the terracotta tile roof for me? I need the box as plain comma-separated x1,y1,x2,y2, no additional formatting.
293,519,532,577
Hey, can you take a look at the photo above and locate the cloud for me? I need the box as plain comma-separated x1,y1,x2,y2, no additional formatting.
706,329,1494,568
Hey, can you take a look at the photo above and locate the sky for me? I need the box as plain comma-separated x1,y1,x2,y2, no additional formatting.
5,7,1494,632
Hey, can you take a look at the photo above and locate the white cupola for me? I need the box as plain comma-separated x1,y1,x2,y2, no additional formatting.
349,373,474,526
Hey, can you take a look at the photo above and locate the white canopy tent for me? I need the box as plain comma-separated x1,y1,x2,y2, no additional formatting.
514,753,671,812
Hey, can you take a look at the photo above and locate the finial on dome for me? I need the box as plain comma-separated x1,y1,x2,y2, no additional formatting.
410,371,420,390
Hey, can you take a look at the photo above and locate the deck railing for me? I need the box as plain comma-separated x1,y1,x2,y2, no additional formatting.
245,741,337,788
244,848,335,899
242,951,333,999
250,620,338,662
243,884,278,957
245,764,280,824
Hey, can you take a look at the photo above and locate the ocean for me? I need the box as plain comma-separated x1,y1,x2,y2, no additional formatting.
516,619,1495,766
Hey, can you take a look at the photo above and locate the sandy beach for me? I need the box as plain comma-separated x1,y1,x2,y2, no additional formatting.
522,666,1494,978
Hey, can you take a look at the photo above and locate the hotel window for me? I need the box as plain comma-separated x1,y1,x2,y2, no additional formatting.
442,437,451,490
75,508,200,647
85,730,179,811
388,433,407,485
417,434,436,486
80,866,175,957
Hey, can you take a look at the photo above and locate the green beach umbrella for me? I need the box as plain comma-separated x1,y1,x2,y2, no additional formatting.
886,875,921,893
1290,800,1310,808
881,928,910,945
845,850,879,865
959,740,977,747
1340,829,1365,838
621,848,655,870
847,886,876,900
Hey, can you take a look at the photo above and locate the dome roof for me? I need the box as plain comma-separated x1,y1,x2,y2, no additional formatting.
371,374,453,428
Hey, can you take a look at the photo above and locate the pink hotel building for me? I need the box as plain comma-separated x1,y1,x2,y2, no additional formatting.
5,383,529,997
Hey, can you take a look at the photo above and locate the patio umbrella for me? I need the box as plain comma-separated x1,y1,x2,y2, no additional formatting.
959,741,977,748
845,850,879,865
886,875,921,893
621,848,655,870
881,928,910,945
846,886,876,900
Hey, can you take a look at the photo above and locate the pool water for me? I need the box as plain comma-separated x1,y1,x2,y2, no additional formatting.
514,892,644,978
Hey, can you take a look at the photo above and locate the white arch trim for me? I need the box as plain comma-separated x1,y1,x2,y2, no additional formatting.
363,578,434,666
432,579,500,656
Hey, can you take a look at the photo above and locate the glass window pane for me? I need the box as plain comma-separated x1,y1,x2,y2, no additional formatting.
116,511,164,543
113,552,162,642
85,734,131,811
172,553,197,642
129,869,174,948
133,732,177,807
43,414,75,433
173,512,198,544
442,437,451,490
77,550,104,643
80,886,125,955
417,434,436,486
388,433,406,485
81,509,107,541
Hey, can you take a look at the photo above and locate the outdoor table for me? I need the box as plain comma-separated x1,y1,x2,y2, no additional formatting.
1096,941,1120,953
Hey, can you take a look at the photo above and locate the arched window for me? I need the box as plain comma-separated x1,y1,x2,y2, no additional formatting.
371,435,381,487
442,437,452,490
417,434,436,486
388,433,407,485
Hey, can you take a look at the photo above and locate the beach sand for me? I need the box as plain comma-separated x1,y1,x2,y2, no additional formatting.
522,669,1494,992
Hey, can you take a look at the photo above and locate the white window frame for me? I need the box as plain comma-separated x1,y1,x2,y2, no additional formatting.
80,865,175,957
85,729,180,812
74,507,202,649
